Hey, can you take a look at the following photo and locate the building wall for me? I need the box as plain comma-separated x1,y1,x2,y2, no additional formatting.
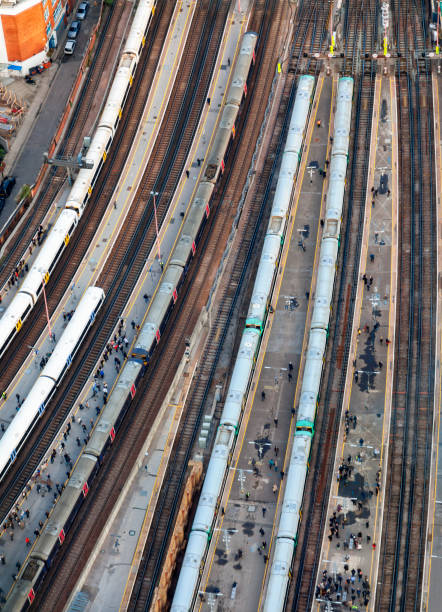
0,0,67,70
2,3,46,61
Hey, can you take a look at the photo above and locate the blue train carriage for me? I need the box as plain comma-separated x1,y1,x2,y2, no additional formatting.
264,431,313,612
0,287,105,483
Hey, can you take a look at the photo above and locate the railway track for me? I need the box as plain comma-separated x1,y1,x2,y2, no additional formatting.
286,20,378,612
21,2,288,609
0,0,128,284
375,59,435,612
341,0,379,74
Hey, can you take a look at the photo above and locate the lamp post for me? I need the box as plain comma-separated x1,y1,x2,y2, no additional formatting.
150,191,162,268
41,278,53,340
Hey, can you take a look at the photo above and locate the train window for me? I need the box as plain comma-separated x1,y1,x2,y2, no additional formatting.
122,84,130,107
92,159,103,187
50,243,65,271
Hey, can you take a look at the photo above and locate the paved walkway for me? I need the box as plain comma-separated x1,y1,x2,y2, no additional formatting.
314,75,398,611
196,74,334,612
421,72,442,612
0,1,251,606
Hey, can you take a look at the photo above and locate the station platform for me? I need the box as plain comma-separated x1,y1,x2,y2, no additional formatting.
0,0,112,228
195,73,334,611
314,75,398,610
0,1,252,606
421,72,442,612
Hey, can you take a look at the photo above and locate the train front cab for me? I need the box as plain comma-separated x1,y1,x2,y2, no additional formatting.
295,419,314,437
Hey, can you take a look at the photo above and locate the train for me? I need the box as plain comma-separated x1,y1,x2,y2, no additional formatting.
0,287,105,484
263,76,354,612
2,30,258,611
0,0,157,362
170,74,316,612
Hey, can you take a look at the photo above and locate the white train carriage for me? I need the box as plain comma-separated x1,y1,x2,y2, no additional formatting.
64,126,113,215
263,538,294,612
0,377,54,482
322,155,348,239
310,238,339,330
32,455,98,564
123,0,156,57
297,330,327,425
226,31,258,107
264,77,354,612
246,235,280,329
331,77,353,157
171,531,208,612
98,57,138,134
192,425,235,533
0,292,34,359
86,360,142,459
272,150,300,217
220,327,260,427
277,434,311,539
284,75,315,154
204,103,237,183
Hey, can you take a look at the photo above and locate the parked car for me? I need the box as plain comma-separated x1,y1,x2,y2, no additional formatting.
0,196,5,213
76,1,89,20
64,40,76,55
67,21,81,39
0,176,16,197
